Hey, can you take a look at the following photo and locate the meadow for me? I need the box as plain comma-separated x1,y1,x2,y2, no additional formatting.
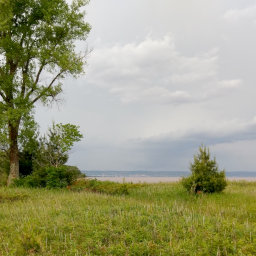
0,181,256,256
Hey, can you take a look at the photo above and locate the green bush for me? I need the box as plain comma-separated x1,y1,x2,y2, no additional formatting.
13,168,48,188
45,166,70,188
64,165,86,183
182,146,227,193
13,165,84,189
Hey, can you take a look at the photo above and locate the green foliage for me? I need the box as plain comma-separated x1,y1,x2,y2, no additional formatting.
34,122,83,168
0,0,91,109
0,112,39,153
182,145,227,193
45,166,71,188
49,123,83,153
69,179,134,195
13,168,47,188
18,113,40,176
13,165,83,188
65,165,86,180
18,112,40,155
46,165,84,188
69,179,144,195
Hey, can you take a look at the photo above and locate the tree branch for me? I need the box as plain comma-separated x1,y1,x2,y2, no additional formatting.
30,71,64,104
0,91,7,102
21,38,39,98
21,59,31,98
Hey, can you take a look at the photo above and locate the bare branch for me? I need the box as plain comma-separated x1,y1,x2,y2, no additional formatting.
22,58,43,98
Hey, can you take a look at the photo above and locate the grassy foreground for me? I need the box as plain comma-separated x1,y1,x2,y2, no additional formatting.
0,182,256,256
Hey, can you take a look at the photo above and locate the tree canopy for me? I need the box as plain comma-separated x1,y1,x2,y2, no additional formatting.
0,0,90,184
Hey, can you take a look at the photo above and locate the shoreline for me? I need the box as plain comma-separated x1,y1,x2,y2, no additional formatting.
89,176,256,183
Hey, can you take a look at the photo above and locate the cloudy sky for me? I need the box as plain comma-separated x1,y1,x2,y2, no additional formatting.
36,0,256,172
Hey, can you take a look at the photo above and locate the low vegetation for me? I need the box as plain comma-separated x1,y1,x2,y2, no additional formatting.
69,179,144,195
0,181,256,255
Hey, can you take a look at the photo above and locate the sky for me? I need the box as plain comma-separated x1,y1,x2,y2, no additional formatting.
36,0,256,172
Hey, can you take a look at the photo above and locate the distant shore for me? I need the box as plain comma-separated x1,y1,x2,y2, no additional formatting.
90,176,256,183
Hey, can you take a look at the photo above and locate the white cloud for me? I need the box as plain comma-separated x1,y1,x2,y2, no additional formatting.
87,35,241,104
110,86,191,104
202,79,243,99
223,5,256,23
218,79,242,89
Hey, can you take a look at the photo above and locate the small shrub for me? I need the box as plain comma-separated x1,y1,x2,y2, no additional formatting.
182,145,227,193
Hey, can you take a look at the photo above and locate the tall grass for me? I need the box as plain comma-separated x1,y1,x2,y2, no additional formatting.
0,182,256,255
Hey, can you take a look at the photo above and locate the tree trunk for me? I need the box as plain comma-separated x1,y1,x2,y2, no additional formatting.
7,122,19,186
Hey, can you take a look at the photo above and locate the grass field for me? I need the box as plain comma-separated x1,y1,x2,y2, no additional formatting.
0,182,256,255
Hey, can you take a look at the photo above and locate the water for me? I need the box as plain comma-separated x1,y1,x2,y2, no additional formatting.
83,170,256,178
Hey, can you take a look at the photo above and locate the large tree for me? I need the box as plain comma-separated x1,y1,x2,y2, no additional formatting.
0,0,90,185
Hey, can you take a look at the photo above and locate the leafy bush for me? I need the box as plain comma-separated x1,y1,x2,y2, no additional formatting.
13,168,48,188
13,165,84,189
64,165,86,183
69,179,142,195
46,166,85,188
182,146,227,193
45,166,70,188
